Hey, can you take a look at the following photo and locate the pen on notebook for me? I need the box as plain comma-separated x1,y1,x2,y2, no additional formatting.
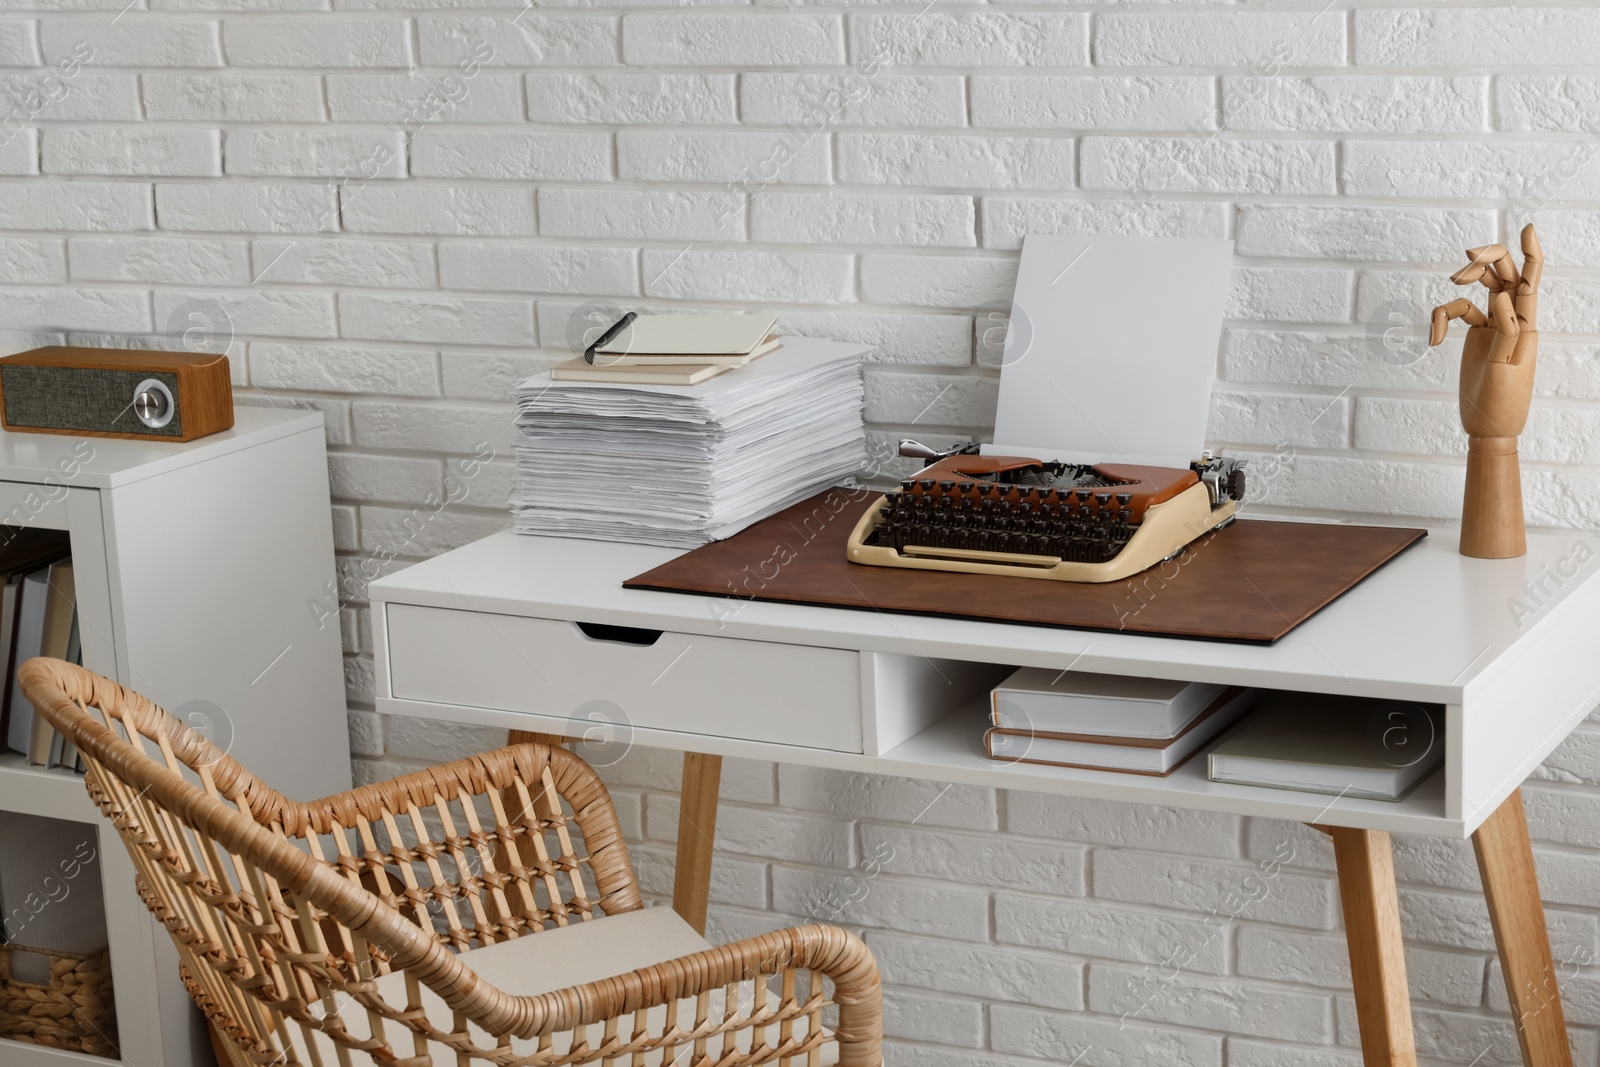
584,311,637,364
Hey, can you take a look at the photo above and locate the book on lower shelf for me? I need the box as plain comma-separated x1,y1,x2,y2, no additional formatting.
26,559,76,767
0,530,73,765
991,667,1229,738
985,687,1258,775
1207,693,1444,801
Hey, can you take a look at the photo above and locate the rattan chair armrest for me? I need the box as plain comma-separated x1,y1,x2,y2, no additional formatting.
286,744,569,831
492,923,882,1064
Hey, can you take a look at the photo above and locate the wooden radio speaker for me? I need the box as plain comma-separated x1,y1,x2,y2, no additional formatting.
0,347,234,442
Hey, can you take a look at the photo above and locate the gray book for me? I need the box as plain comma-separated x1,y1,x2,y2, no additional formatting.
4,567,50,757
1207,694,1443,801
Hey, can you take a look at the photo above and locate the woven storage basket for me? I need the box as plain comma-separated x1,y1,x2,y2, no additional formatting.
0,942,117,1057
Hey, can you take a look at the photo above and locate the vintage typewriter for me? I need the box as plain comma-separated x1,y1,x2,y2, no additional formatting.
846,441,1246,583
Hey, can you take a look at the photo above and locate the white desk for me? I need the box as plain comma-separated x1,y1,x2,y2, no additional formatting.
370,523,1600,1067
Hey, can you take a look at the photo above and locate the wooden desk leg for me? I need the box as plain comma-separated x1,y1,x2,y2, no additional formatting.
672,752,722,936
1473,789,1573,1067
1330,826,1417,1067
509,729,571,747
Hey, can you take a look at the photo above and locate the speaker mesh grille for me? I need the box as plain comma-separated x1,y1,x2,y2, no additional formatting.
0,366,184,437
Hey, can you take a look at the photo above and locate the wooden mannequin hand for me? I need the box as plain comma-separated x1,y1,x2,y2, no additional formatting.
1427,223,1542,559
1457,328,1536,439
1429,223,1542,439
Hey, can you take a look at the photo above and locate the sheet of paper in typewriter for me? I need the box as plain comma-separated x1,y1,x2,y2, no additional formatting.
986,233,1234,469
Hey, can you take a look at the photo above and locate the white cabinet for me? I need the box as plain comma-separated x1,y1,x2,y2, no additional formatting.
0,409,351,1067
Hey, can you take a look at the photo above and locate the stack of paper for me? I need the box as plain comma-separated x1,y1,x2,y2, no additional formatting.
514,337,868,548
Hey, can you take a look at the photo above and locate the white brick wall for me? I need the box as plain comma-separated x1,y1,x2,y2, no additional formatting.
4,2,1600,1063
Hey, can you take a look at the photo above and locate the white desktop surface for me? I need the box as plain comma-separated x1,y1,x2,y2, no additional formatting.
371,521,1600,838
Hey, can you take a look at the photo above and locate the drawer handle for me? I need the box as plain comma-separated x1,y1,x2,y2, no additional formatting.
573,621,664,646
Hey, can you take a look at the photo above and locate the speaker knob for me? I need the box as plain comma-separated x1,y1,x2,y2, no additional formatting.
132,378,175,429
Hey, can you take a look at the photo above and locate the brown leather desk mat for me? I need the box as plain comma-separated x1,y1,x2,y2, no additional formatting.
623,488,1428,644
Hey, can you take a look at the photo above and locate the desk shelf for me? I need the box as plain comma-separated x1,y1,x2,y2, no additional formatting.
378,690,1456,836
881,700,1452,836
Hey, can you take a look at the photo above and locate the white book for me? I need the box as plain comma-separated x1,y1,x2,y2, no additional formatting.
987,688,1257,775
550,358,731,386
596,337,782,368
991,667,1228,739
597,312,778,357
1207,695,1444,801
5,568,50,756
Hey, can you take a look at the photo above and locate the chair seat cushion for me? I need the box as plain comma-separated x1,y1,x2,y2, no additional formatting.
285,907,838,1065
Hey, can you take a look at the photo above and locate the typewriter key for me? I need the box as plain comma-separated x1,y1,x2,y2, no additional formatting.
1116,492,1133,507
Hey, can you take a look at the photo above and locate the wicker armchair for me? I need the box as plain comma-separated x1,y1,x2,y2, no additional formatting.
20,657,882,1066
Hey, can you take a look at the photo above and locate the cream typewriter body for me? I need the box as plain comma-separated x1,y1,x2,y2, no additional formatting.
847,441,1246,583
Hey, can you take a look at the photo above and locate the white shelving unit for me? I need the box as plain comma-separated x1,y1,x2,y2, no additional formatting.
0,408,351,1067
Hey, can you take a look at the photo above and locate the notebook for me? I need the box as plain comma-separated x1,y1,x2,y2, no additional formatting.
991,668,1227,738
597,337,783,368
1207,695,1444,800
986,687,1257,775
596,312,778,361
549,358,731,385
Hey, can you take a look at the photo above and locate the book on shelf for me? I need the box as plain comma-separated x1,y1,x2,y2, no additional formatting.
593,312,779,365
5,566,51,759
60,609,82,771
985,687,1257,775
26,559,75,767
991,667,1228,738
0,529,72,756
1206,693,1444,801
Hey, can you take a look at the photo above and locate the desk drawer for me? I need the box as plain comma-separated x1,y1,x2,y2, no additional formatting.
385,604,863,752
